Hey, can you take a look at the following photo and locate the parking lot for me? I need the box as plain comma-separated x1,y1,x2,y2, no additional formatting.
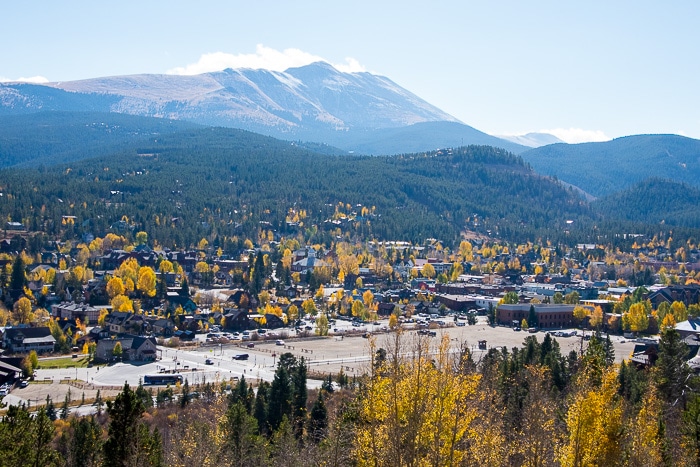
4,318,636,409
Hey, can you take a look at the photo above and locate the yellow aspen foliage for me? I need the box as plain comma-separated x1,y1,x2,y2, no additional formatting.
137,266,157,297
589,305,604,329
623,302,650,333
558,369,624,467
660,313,677,330
388,314,399,329
671,301,688,322
362,289,374,308
106,277,125,298
513,366,559,466
97,308,109,327
627,386,663,466
111,294,134,312
355,334,480,466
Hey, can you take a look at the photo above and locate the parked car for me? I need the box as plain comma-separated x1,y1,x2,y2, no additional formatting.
19,380,29,388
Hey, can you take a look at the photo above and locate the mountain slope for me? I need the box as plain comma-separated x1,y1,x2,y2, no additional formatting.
593,178,700,228
324,121,527,155
520,134,700,197
0,63,523,155
0,126,593,246
0,112,200,168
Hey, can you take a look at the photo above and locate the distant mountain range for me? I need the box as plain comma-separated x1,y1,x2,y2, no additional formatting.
520,134,700,197
2,62,700,215
498,132,564,148
0,62,525,155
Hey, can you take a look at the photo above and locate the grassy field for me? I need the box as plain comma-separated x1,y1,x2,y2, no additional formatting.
37,356,91,369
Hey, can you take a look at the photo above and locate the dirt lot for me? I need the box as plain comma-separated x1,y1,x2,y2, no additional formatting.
5,319,636,408
248,320,637,378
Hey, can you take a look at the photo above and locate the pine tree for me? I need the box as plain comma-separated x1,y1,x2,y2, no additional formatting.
180,379,190,408
291,357,308,439
103,383,146,467
9,254,26,295
308,391,327,444
179,277,189,297
655,328,690,405
135,381,153,409
220,401,267,465
45,395,57,421
267,363,292,433
66,416,103,467
61,393,70,420
253,381,270,435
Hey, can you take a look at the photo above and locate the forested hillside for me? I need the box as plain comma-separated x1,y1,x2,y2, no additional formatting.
593,178,700,228
521,134,700,197
0,112,199,168
0,125,594,248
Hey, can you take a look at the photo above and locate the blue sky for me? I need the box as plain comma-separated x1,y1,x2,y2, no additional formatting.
2,1,699,143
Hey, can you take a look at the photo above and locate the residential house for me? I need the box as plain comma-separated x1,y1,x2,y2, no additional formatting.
264,313,285,329
223,309,250,331
104,312,145,335
52,302,102,324
150,318,176,337
291,248,330,273
95,335,158,363
2,327,56,353
0,357,23,386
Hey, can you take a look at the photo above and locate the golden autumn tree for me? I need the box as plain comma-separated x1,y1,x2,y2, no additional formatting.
13,296,34,324
158,259,174,273
558,369,624,467
355,333,480,466
589,305,604,329
106,276,125,298
514,365,559,467
623,302,650,334
137,266,156,297
111,294,134,312
626,385,663,466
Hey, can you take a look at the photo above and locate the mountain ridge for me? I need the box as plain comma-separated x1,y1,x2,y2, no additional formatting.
520,134,700,197
0,62,526,155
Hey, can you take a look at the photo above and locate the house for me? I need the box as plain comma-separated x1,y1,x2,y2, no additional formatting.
95,335,158,363
51,302,102,324
166,292,197,313
223,309,250,331
649,285,700,308
2,327,56,353
264,313,286,329
0,356,23,386
291,249,330,273
104,312,145,335
377,302,397,316
675,319,700,339
173,330,196,341
150,318,176,337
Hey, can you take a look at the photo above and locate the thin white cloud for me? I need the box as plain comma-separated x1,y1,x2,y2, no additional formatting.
538,128,611,144
167,44,365,75
0,75,49,84
334,57,366,73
